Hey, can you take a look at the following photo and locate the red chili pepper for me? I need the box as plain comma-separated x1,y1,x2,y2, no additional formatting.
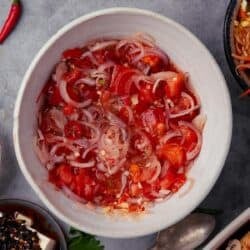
0,0,21,44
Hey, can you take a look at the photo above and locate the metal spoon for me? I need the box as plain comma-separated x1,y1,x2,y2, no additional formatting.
151,213,216,250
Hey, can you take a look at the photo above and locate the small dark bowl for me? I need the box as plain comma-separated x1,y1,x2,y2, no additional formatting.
0,199,67,250
224,0,250,90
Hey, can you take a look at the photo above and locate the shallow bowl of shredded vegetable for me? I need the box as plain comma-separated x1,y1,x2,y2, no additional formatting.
13,8,232,238
224,0,250,94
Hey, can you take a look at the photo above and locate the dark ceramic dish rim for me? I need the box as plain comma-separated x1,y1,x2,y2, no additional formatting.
0,199,67,250
223,0,249,90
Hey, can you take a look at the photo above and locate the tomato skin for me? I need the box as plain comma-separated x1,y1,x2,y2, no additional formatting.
164,73,185,98
63,48,83,59
158,143,186,168
109,65,137,96
64,121,84,140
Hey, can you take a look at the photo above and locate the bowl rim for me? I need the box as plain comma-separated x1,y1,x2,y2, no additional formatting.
13,7,232,238
223,0,249,90
0,198,67,249
204,208,250,249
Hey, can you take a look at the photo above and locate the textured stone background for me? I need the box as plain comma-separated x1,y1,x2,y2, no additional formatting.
0,0,249,249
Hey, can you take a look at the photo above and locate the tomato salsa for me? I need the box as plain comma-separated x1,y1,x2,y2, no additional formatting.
35,33,204,213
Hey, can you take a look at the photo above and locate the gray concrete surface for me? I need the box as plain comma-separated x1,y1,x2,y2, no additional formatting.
0,0,249,249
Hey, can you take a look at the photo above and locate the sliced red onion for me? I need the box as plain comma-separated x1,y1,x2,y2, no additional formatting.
107,112,126,128
79,121,101,144
81,51,98,65
134,130,152,156
73,138,88,148
75,77,96,86
179,121,202,161
108,158,126,175
49,108,67,131
37,129,44,141
90,40,118,52
53,62,67,83
160,160,170,178
147,156,161,184
97,162,108,172
62,186,87,204
181,92,195,107
121,106,134,123
151,71,177,81
132,74,152,90
97,61,116,72
134,32,155,47
50,142,79,157
117,172,128,197
95,171,106,181
59,80,92,108
192,114,207,131
116,39,145,64
127,197,143,204
160,130,182,144
34,139,49,165
144,47,169,65
45,135,65,144
152,79,162,94
169,105,200,119
69,160,95,168
81,109,94,122
82,144,97,159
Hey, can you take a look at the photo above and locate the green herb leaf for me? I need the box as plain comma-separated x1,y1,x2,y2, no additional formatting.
68,228,104,250
98,79,105,85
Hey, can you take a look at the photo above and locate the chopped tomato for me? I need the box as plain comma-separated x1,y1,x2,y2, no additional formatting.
75,169,96,200
158,143,186,168
63,48,83,59
63,104,75,115
171,174,186,192
57,164,74,185
63,67,81,85
138,83,155,104
164,73,185,99
129,183,142,197
160,168,177,189
140,167,155,182
64,120,84,140
105,175,122,196
48,85,64,106
180,125,197,152
109,65,137,96
142,55,165,73
40,110,61,135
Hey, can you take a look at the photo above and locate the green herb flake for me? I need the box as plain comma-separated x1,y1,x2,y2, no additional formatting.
98,79,105,85
68,228,104,250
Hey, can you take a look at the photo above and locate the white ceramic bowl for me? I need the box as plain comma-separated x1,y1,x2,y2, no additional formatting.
13,8,232,238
